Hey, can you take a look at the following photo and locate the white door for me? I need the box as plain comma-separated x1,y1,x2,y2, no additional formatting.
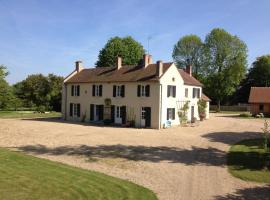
115,106,122,124
141,107,146,127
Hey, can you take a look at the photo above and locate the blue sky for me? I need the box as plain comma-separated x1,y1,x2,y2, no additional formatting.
0,0,269,84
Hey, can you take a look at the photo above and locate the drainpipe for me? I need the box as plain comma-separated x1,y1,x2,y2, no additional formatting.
65,84,67,120
159,83,162,129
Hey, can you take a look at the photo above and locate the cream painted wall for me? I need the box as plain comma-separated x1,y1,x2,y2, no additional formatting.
64,81,161,128
62,63,210,129
159,63,202,127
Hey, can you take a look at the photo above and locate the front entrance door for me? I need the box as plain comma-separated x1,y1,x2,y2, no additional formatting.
191,106,195,121
141,107,146,127
90,104,104,121
115,106,122,124
142,107,151,128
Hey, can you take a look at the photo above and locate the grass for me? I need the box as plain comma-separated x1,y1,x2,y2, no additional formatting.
0,148,157,200
0,111,61,118
227,138,270,183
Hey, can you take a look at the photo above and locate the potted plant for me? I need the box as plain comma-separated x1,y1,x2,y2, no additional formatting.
178,101,189,125
198,99,207,121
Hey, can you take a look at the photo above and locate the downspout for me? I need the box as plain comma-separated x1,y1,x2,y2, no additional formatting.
159,83,162,129
65,83,67,120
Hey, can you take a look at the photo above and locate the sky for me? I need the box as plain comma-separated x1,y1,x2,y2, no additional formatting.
0,0,269,84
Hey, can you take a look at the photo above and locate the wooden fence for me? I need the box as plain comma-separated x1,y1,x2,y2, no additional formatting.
210,105,250,112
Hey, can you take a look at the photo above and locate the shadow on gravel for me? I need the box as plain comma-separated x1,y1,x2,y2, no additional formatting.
21,118,123,128
202,131,262,145
214,185,270,200
18,144,226,166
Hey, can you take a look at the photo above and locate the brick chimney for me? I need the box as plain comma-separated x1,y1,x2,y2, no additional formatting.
75,61,83,72
143,54,149,68
186,64,192,76
156,60,163,77
148,55,153,64
117,56,122,70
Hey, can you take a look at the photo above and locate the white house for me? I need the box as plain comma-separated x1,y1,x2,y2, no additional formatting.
62,54,210,129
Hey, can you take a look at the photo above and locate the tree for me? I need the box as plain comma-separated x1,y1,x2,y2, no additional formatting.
13,74,64,111
202,28,248,110
96,36,145,67
0,65,14,109
172,35,203,77
231,55,270,103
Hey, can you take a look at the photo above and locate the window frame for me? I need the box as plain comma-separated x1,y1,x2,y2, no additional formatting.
116,106,121,118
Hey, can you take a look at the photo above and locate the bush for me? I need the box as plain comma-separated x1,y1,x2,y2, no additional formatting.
36,106,46,113
103,119,112,125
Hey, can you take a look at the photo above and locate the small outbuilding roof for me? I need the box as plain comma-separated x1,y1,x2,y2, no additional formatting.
202,93,211,102
248,87,270,103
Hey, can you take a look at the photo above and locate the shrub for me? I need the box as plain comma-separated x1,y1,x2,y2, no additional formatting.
36,105,46,113
262,120,270,152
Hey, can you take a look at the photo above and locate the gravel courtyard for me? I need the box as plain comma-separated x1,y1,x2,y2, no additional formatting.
0,113,269,200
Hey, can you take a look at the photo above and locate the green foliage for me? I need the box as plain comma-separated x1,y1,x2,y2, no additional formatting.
202,28,248,109
96,36,145,67
0,148,157,200
178,101,189,124
198,99,207,114
0,65,16,109
231,55,270,103
228,139,270,183
262,120,270,152
14,74,64,111
239,113,252,118
172,35,203,76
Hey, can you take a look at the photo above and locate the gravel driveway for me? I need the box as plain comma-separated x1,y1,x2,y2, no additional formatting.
0,113,269,200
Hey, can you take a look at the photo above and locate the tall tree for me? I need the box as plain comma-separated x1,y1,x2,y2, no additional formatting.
96,36,145,67
172,35,203,76
231,55,270,103
202,28,248,110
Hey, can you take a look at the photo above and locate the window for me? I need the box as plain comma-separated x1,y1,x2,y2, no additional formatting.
71,85,80,96
192,88,200,98
185,88,188,98
92,85,102,97
70,103,80,117
167,108,175,120
167,85,176,97
113,85,125,97
137,85,150,97
259,104,264,111
116,106,121,118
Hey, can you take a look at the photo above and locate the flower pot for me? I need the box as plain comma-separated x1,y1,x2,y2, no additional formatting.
199,113,206,121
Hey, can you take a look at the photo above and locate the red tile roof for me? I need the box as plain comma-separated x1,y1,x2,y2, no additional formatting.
66,63,172,83
178,69,203,86
202,93,211,102
248,87,270,103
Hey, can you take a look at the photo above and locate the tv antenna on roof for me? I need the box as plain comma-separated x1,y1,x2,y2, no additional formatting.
147,36,152,54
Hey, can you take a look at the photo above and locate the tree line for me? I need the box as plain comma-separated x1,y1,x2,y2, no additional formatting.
0,28,269,112
0,66,63,112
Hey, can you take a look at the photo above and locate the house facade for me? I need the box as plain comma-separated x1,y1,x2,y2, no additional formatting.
62,54,210,129
248,87,270,116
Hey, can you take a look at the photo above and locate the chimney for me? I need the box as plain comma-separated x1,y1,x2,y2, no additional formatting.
117,56,122,70
186,64,192,76
143,54,149,68
75,61,83,72
148,55,153,64
156,60,163,77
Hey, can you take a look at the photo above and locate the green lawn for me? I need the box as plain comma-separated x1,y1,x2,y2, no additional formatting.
227,138,270,183
0,148,157,200
0,111,61,118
